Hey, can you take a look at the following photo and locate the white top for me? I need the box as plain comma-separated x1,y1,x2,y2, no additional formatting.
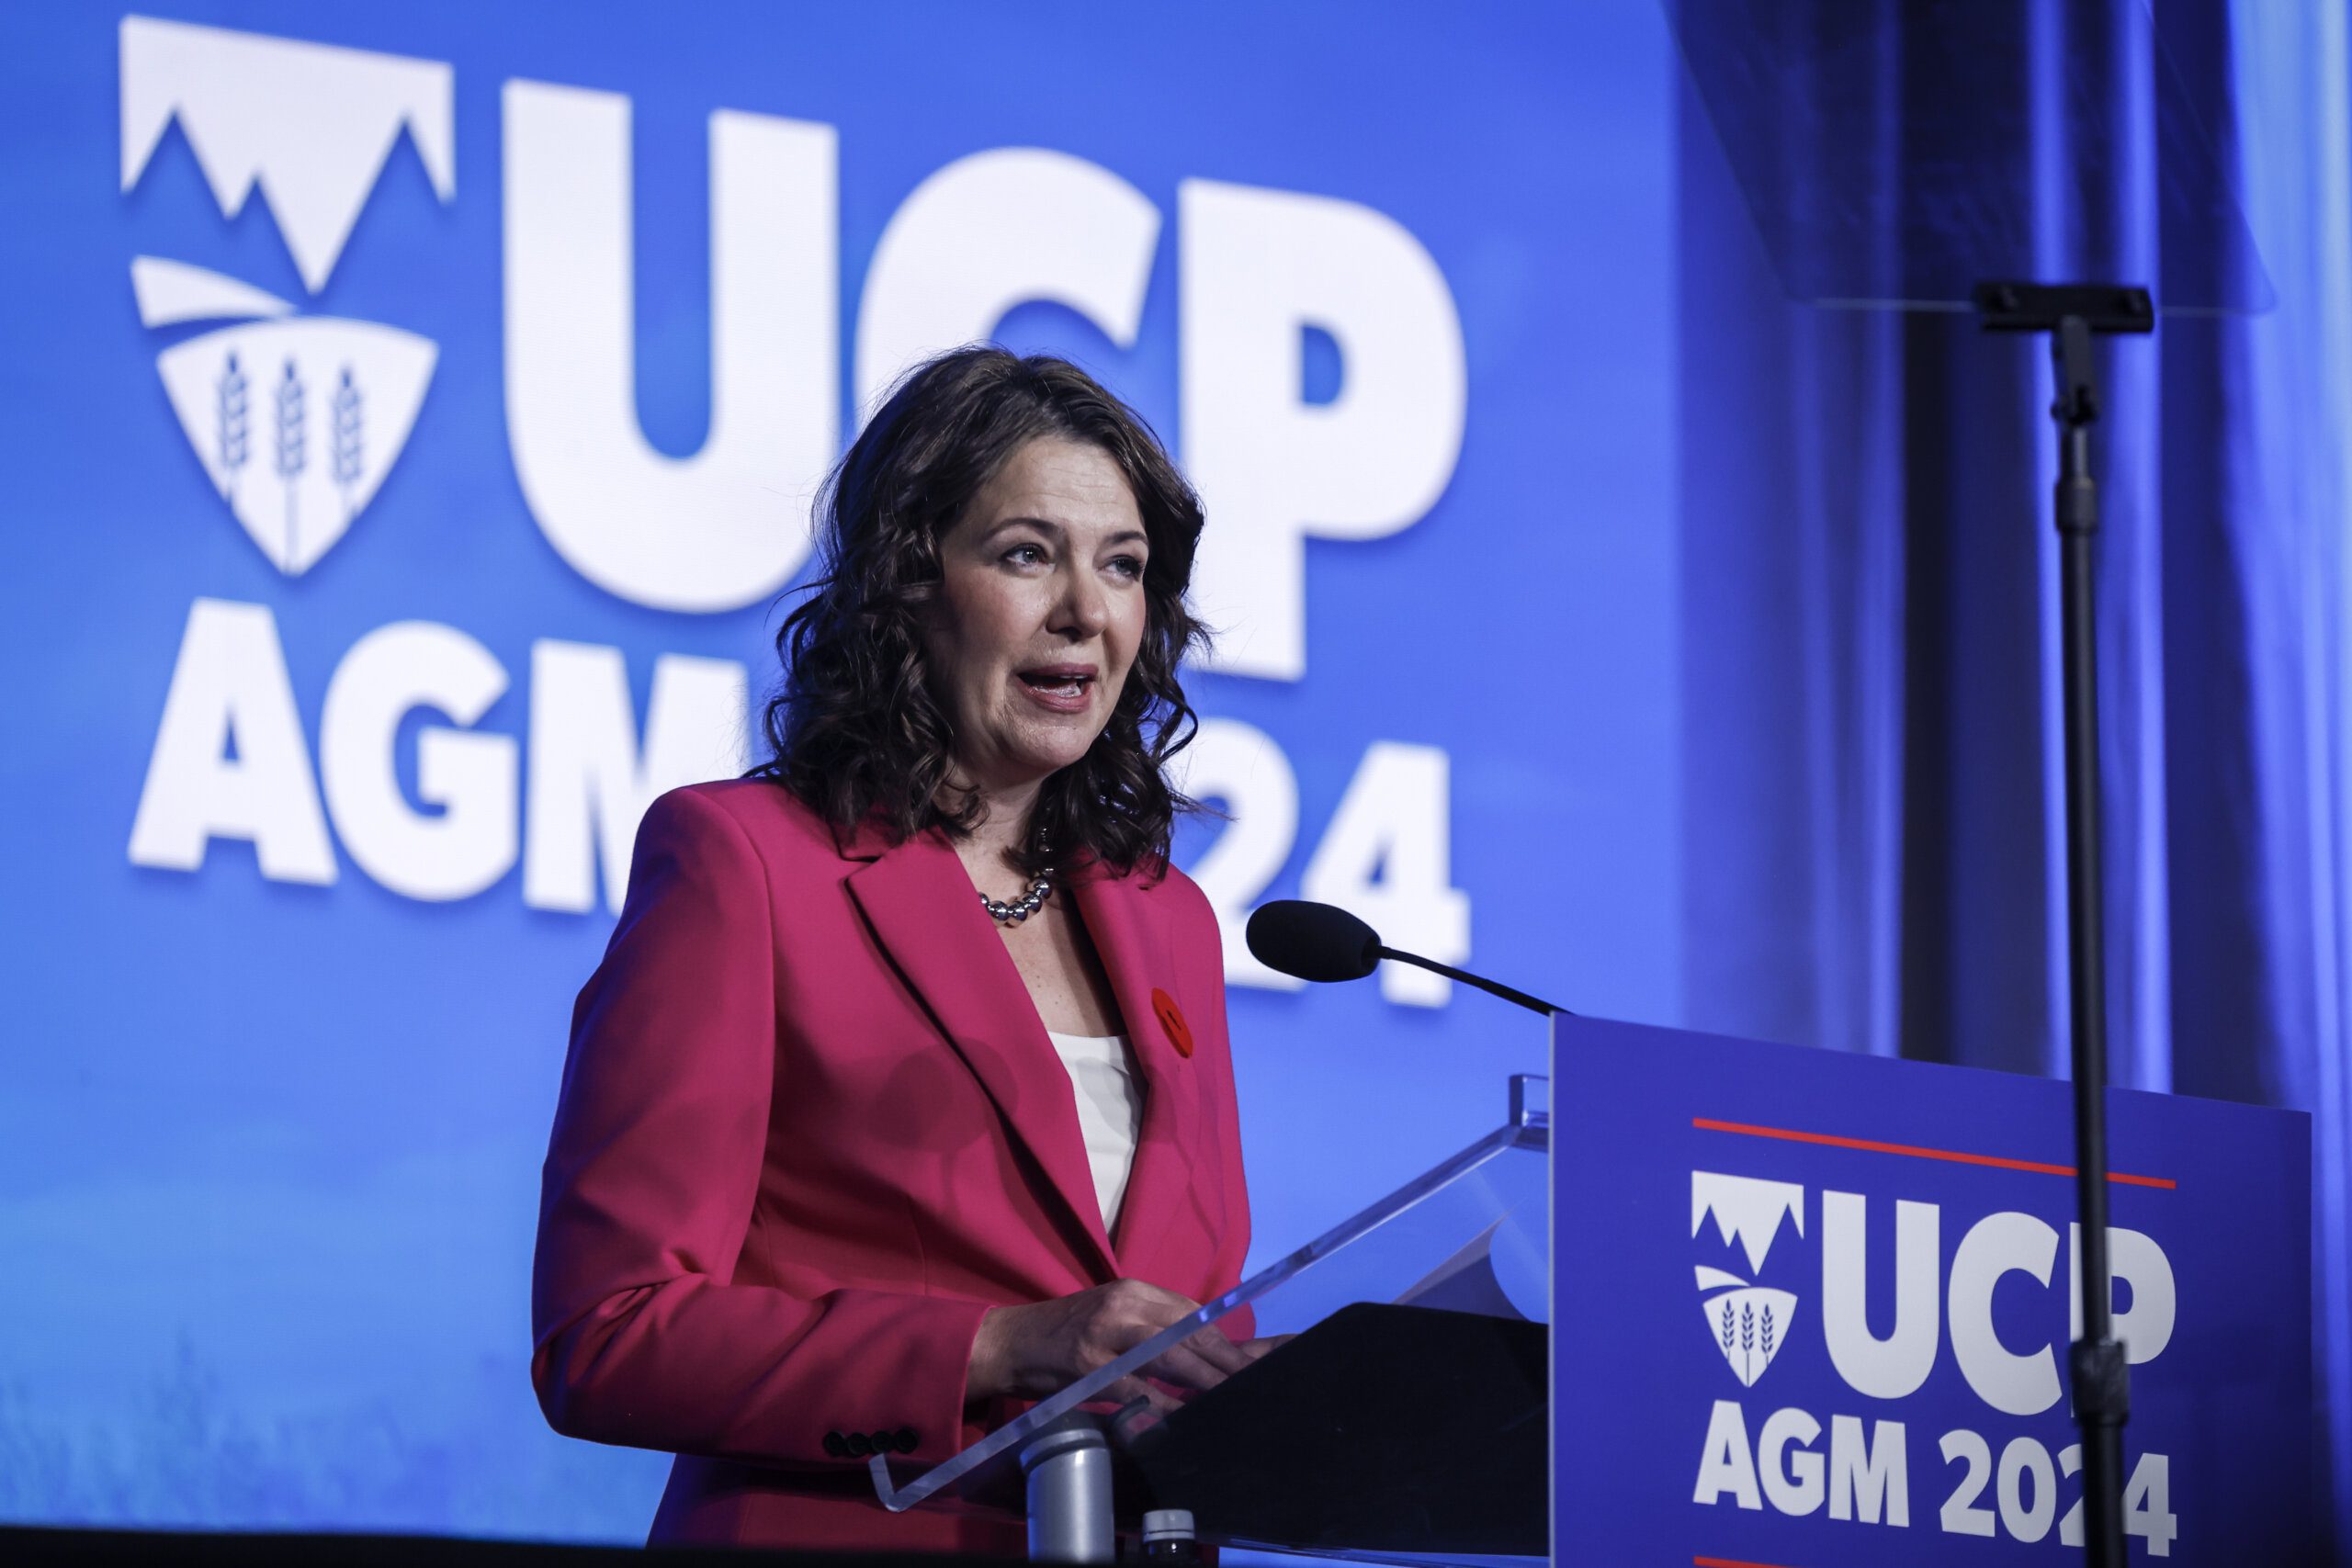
1045,1030,1143,1231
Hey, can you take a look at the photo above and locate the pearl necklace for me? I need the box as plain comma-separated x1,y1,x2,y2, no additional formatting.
979,874,1054,926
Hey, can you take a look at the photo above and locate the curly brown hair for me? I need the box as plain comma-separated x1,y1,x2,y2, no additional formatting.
750,347,1209,877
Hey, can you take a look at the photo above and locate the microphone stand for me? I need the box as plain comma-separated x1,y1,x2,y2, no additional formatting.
1974,281,2154,1568
1372,945,1567,1018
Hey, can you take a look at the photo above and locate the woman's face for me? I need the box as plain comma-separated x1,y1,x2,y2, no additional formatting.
924,434,1151,801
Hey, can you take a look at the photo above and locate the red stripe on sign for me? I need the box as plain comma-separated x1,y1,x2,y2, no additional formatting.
1691,1118,2177,1190
1693,1556,1802,1568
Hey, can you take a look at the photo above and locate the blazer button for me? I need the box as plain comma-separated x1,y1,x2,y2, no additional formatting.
822,1431,847,1458
894,1426,919,1453
845,1431,873,1458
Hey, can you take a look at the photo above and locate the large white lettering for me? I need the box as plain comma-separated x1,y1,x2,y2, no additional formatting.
854,148,1157,420
1828,1414,1910,1526
130,608,750,912
1299,741,1468,1005
1948,1211,2064,1416
1813,1200,2177,1414
522,640,749,913
1171,723,1473,1005
1696,1404,1910,1528
319,621,514,900
1180,178,1466,679
1692,1400,1763,1510
128,598,336,884
1167,716,1302,991
499,83,1469,692
2069,1224,2178,1365
503,81,837,612
1821,1190,1940,1399
1758,1407,1825,1517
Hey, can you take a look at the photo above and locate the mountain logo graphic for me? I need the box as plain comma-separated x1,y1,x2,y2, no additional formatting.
120,17,454,576
1692,1170,1804,1388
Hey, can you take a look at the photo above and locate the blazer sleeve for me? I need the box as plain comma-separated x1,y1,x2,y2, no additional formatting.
530,787,991,1470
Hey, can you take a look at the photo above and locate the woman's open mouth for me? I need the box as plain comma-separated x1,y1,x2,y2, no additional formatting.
1016,665,1097,711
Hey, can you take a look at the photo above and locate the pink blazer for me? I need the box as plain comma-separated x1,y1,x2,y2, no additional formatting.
530,779,1254,1552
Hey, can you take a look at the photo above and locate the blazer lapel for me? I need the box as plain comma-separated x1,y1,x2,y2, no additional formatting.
1069,863,1201,1268
845,832,1118,1278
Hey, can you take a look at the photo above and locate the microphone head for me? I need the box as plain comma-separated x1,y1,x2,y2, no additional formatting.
1245,899,1382,984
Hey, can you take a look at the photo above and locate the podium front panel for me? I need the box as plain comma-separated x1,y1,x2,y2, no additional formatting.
1553,1016,2312,1566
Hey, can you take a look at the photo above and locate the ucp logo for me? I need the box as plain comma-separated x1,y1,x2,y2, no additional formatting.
1692,1171,2178,1411
1692,1172,1804,1387
1689,1168,2183,1550
123,20,452,575
119,14,1465,678
119,15,1479,1005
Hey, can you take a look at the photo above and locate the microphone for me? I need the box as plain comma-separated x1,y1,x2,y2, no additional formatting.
1244,900,1568,1017
1243,898,1380,981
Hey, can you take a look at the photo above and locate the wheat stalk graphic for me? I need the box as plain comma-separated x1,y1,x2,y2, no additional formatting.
1740,1302,1756,1382
1719,1298,1735,1356
274,358,306,568
215,351,249,503
1760,1302,1776,1367
332,366,363,520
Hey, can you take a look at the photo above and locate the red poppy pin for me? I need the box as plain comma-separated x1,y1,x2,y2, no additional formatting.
1150,987,1193,1059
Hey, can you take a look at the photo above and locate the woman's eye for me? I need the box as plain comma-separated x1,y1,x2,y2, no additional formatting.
1002,543,1048,567
1108,555,1146,581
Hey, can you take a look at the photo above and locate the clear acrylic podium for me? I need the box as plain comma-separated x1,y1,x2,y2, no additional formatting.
865,1076,1552,1563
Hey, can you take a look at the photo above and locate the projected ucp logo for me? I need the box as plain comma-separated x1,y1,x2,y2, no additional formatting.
118,17,1476,998
122,23,450,577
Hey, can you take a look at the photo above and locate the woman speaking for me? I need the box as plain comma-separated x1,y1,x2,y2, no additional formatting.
529,348,1260,1551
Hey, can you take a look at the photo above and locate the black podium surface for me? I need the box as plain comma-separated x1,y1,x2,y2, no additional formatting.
1128,1303,1547,1557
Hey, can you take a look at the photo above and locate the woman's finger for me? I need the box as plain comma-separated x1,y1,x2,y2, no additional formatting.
1181,1325,1257,1378
1095,1292,1204,1356
1142,1339,1234,1393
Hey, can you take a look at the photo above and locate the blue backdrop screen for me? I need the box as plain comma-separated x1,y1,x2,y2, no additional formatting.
0,3,1677,1538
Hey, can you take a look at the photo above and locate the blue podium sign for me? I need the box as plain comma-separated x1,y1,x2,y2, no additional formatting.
1553,1018,2312,1564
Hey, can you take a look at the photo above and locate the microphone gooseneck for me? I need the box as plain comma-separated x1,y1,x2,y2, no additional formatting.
1244,899,1568,1017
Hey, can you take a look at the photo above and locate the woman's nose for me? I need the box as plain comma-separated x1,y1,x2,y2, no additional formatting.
1051,566,1110,637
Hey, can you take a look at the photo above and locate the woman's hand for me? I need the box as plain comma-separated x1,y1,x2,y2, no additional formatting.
967,1279,1262,1408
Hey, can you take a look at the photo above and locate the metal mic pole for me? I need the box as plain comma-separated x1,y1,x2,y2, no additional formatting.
2052,310,2128,1568
1976,282,2154,1568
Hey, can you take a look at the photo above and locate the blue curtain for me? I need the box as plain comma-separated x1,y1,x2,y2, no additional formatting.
1675,1,2352,1555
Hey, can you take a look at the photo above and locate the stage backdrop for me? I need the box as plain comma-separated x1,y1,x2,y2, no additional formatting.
5,3,2346,1560
0,1,1678,1541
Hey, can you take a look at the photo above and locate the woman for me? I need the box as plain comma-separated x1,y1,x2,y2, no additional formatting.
530,347,1260,1551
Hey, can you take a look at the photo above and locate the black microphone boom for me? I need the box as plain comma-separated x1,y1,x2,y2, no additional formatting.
1245,900,1567,1017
